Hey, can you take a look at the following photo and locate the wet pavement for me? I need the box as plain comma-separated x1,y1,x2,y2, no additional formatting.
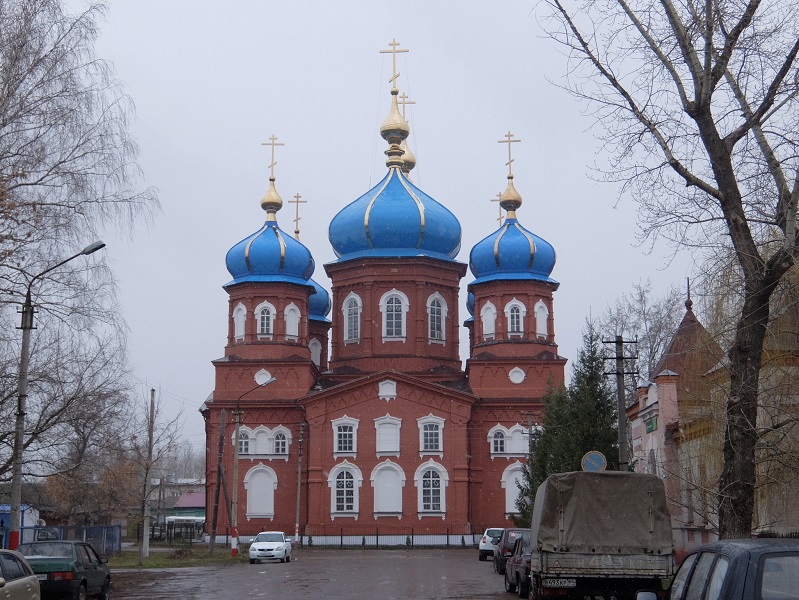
113,548,511,599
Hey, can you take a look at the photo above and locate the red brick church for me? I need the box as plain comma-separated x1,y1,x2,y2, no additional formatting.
202,44,566,546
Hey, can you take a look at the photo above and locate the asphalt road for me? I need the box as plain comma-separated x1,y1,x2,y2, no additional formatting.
112,548,513,599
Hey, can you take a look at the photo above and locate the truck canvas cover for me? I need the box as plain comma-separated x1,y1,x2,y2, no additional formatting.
531,471,673,555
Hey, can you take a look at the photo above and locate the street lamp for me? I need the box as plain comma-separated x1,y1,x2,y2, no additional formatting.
9,240,106,550
230,372,275,558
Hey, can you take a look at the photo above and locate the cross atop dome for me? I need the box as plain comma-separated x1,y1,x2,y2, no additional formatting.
260,134,285,218
379,40,411,169
497,130,523,216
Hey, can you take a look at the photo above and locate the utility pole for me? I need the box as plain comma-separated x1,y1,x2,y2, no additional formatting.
294,422,305,544
209,408,226,556
231,406,242,557
603,336,638,471
140,388,155,563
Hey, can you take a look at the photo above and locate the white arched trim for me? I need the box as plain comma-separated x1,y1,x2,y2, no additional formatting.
375,414,402,456
413,459,449,518
342,292,363,343
501,461,526,516
426,292,448,343
371,460,406,517
284,302,300,341
243,463,278,520
232,303,247,341
328,460,364,519
480,301,497,341
309,338,322,366
332,415,359,458
254,300,277,339
504,298,527,337
534,299,549,339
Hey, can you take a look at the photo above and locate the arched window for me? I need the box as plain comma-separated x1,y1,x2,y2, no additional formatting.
328,461,363,517
480,302,496,341
504,299,526,337
254,300,276,339
342,293,362,342
309,338,322,367
414,460,448,515
238,431,250,455
332,416,359,457
233,303,246,341
534,300,549,339
502,463,525,515
426,293,448,343
418,414,445,455
274,432,287,454
284,303,300,340
421,470,441,511
336,470,355,512
245,465,277,519
371,460,405,515
493,431,505,454
380,289,409,342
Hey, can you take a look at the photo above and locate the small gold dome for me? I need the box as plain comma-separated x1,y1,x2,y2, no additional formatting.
400,139,416,173
260,176,283,216
380,89,410,145
500,174,522,213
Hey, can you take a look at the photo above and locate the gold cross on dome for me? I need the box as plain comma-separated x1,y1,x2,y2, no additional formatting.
498,131,521,176
261,134,285,178
289,192,307,240
491,192,504,224
380,38,409,88
398,93,416,120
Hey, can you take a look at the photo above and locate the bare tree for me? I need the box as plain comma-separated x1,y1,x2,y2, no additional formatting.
545,0,799,537
0,0,158,489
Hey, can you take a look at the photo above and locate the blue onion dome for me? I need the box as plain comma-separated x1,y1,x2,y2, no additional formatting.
469,173,557,285
225,166,315,288
466,291,475,316
328,88,461,261
308,278,332,321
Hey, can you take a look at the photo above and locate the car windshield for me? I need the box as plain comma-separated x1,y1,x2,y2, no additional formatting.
487,529,503,539
255,533,284,542
18,542,73,558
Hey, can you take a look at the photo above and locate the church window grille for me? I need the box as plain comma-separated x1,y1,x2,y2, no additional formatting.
274,432,287,454
421,470,441,511
335,470,355,512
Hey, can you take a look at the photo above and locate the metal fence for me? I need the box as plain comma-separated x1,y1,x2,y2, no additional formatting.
20,525,122,556
276,524,482,549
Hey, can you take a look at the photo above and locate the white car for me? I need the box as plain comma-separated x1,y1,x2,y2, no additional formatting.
478,527,503,561
248,531,292,564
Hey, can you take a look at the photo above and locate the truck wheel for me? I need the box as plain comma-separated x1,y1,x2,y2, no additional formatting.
504,574,517,593
517,576,529,598
530,576,541,600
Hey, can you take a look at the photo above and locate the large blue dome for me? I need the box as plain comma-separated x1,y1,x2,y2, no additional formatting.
328,167,462,261
469,216,557,285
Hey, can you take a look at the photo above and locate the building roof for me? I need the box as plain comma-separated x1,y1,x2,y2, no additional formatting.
174,491,205,509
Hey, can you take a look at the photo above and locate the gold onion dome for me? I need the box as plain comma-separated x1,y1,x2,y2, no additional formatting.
260,176,283,219
380,89,410,168
500,174,522,217
400,139,416,173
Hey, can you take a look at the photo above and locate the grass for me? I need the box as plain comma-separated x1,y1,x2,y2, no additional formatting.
109,544,251,569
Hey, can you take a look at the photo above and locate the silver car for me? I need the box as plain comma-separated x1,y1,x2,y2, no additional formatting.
0,550,40,600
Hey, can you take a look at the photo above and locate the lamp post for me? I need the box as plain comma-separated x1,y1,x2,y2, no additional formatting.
294,421,305,544
230,372,275,558
9,241,106,550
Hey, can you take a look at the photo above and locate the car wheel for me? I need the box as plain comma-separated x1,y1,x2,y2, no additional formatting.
504,574,516,593
98,580,111,600
517,575,529,598
74,584,87,600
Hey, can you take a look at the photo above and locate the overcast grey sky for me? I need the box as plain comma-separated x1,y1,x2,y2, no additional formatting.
94,1,693,449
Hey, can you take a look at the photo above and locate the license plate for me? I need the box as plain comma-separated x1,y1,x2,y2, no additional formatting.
36,574,47,581
543,578,576,588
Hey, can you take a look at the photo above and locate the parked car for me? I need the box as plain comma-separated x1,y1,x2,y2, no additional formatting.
17,541,109,600
637,538,799,600
478,528,504,561
0,549,40,600
504,535,532,597
248,531,292,564
493,528,526,575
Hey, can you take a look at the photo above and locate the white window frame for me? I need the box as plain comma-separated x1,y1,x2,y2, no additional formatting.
504,299,526,337
426,293,448,344
414,459,448,517
328,460,363,519
246,425,292,460
480,301,496,341
342,292,362,343
244,463,278,519
417,414,445,457
254,300,277,340
379,289,409,342
488,424,528,457
502,462,526,516
233,303,247,341
375,414,402,456
238,431,250,455
332,415,359,458
284,302,300,341
534,299,549,339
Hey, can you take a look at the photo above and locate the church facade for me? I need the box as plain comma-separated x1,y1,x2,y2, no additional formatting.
202,45,566,545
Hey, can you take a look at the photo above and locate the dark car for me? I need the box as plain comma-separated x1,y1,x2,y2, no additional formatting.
503,534,532,597
493,528,526,575
17,541,110,600
637,538,799,600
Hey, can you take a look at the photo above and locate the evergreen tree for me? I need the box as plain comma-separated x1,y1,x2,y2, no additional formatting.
513,320,619,525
